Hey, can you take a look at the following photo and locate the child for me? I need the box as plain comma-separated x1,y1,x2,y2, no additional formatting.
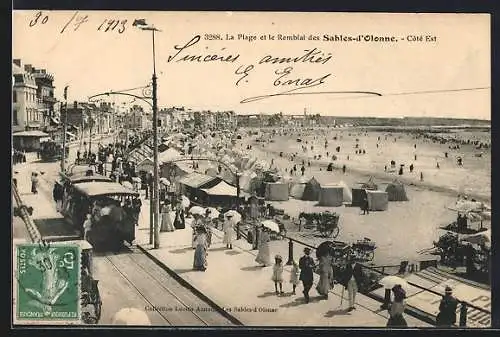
272,255,284,295
290,260,300,295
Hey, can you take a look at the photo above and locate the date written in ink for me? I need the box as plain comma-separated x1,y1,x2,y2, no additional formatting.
28,11,128,34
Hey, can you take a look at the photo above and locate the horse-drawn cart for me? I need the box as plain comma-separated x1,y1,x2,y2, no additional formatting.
298,212,340,238
78,240,102,324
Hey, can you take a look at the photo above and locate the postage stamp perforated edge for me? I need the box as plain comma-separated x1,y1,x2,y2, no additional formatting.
14,242,82,324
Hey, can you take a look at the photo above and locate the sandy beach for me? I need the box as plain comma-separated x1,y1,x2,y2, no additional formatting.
226,126,491,266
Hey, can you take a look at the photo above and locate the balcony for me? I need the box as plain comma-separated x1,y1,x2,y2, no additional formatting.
42,95,58,103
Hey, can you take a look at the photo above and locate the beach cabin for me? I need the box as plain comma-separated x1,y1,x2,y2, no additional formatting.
318,185,343,207
366,190,389,211
265,182,289,201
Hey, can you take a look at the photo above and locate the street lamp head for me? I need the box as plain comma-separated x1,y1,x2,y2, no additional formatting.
133,19,161,32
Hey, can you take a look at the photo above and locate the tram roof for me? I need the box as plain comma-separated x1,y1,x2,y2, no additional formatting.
51,240,93,251
73,181,139,197
61,172,112,184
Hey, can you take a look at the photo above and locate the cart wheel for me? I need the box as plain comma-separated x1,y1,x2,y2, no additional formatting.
366,250,375,261
331,226,340,238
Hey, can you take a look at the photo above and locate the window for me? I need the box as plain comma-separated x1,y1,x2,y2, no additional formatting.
13,91,17,103
13,109,18,125
26,92,29,101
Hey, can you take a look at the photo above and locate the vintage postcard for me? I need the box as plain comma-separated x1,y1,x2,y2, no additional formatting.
12,10,491,327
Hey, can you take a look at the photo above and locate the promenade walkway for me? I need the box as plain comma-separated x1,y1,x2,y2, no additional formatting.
135,200,431,327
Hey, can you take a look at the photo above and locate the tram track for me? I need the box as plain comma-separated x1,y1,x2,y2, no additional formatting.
99,246,235,326
20,163,234,326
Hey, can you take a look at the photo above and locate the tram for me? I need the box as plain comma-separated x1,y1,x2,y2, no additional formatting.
59,181,140,251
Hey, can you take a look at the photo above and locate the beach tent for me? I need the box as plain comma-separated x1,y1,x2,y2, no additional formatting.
385,180,409,201
290,181,306,199
318,185,343,207
239,171,257,192
265,182,289,201
201,180,237,197
302,177,322,201
366,190,389,211
136,158,153,173
361,177,378,190
338,180,353,203
158,147,181,164
290,177,321,201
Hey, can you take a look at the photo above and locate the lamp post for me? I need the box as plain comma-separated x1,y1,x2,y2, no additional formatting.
135,19,161,249
61,86,69,172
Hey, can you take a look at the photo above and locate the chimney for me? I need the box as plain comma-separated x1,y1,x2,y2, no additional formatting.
13,59,21,67
24,64,33,73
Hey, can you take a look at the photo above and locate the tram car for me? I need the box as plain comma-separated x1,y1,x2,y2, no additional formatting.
40,139,68,162
59,181,139,251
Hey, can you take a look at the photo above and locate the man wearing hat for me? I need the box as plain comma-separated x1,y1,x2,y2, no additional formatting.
342,254,363,311
299,247,315,303
436,286,458,327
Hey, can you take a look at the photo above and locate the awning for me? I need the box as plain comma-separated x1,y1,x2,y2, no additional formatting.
13,130,50,137
178,172,219,189
201,180,237,196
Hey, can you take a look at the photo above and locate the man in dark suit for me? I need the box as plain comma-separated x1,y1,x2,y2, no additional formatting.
342,254,363,311
299,247,315,303
436,286,459,326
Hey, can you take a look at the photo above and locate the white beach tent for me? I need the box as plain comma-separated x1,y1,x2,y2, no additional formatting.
239,170,258,192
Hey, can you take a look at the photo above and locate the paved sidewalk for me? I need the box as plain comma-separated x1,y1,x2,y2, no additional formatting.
135,202,431,327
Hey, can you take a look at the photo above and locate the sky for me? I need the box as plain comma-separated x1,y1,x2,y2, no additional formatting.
13,11,491,120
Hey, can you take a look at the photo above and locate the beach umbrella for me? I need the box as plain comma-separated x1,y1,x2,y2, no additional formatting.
181,195,190,208
379,275,409,291
189,206,206,216
224,210,242,223
261,220,280,233
112,307,151,325
205,207,220,219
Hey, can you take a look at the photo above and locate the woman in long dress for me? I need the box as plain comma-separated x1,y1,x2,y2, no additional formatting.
160,203,175,232
191,214,202,248
223,215,236,249
193,227,209,271
255,227,272,266
316,255,334,298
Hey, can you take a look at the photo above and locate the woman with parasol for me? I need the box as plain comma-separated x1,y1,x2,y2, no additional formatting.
315,241,337,299
223,213,236,249
160,202,175,232
386,285,408,327
255,225,272,267
316,253,334,299
193,225,209,271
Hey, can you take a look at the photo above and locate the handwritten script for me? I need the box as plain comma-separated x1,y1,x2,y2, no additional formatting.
167,35,382,103
28,11,128,34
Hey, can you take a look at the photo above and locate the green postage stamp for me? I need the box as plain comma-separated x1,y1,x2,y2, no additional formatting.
16,242,81,321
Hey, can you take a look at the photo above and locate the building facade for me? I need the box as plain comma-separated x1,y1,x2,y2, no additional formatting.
12,60,39,133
